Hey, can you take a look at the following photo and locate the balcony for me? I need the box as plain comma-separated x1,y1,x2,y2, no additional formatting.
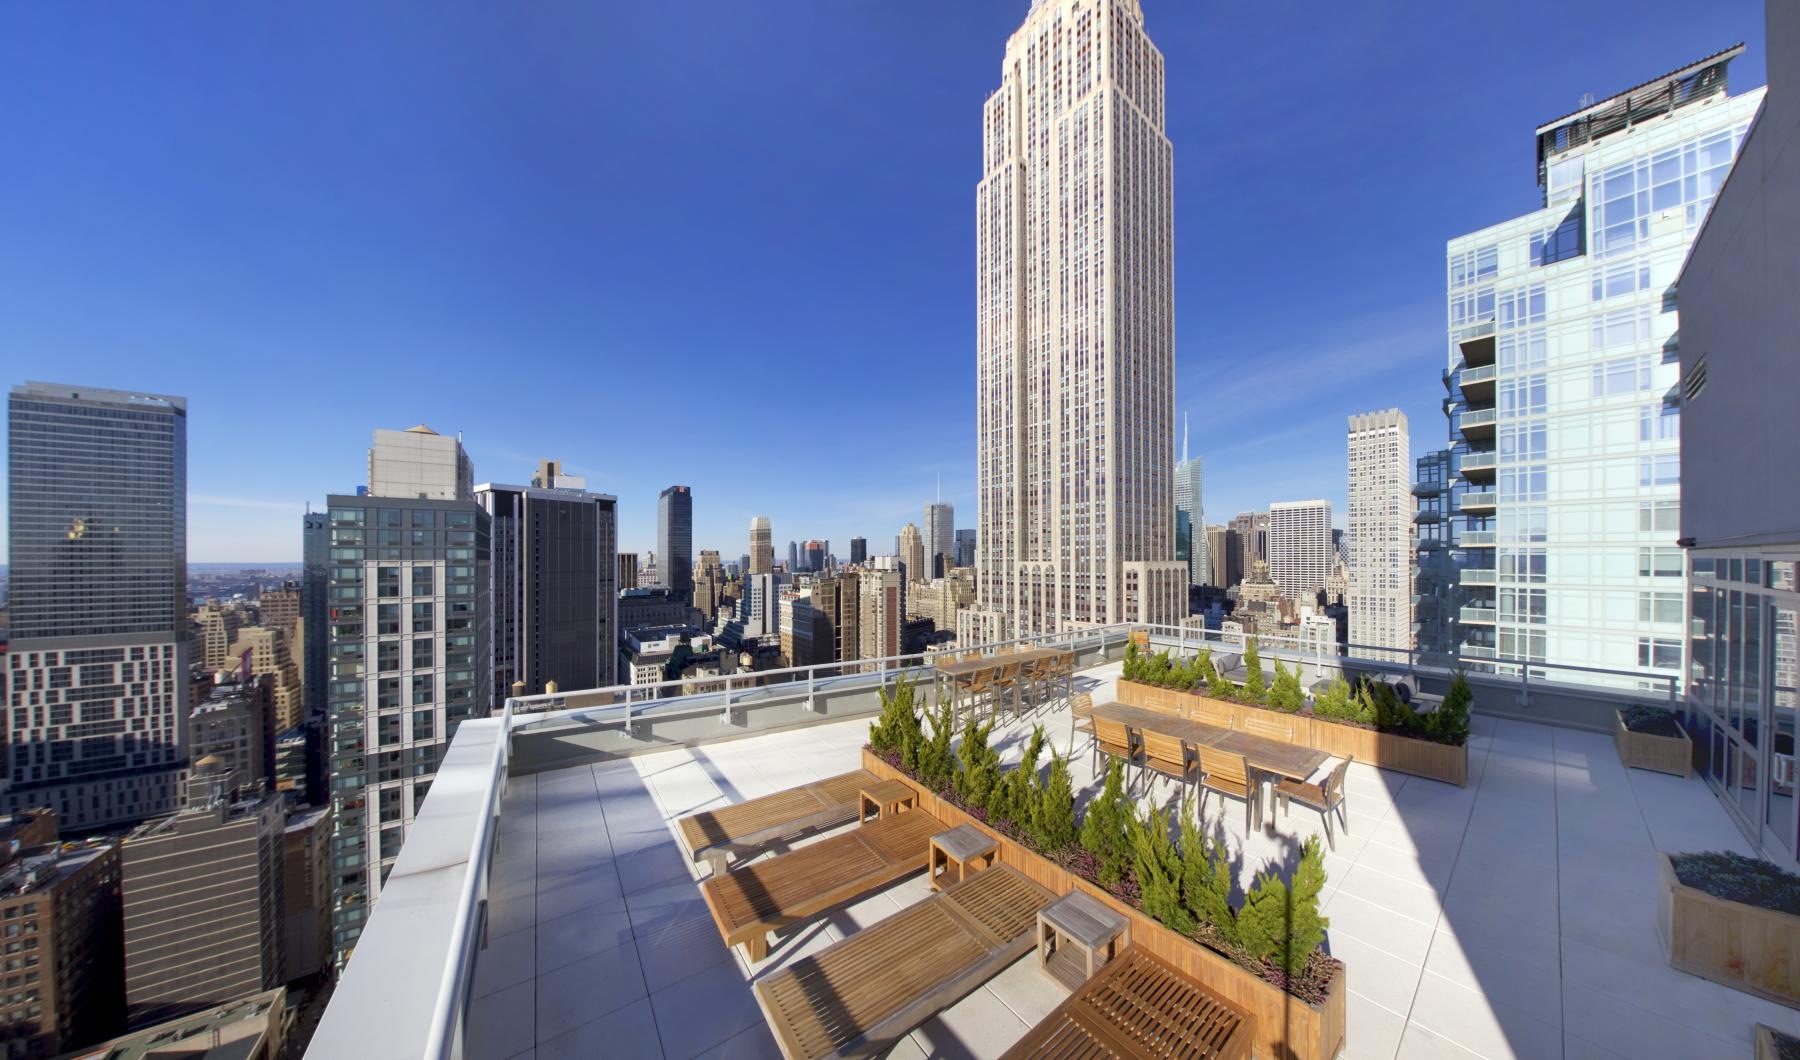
1414,508,1445,525
1461,568,1498,586
1461,530,1497,548
306,624,1773,1060
1458,449,1497,483
1411,479,1445,497
1460,606,1497,624
1461,643,1498,660
1457,408,1497,442
1456,363,1497,402
1458,318,1496,367
1460,490,1498,514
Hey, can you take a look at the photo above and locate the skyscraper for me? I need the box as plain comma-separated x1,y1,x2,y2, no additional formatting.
301,510,329,722
324,427,491,965
478,472,619,705
1205,524,1233,589
924,499,955,578
657,486,693,604
1229,511,1268,589
898,523,926,588
972,0,1185,637
954,529,977,569
5,382,189,828
788,540,799,572
749,516,773,575
1444,47,1760,678
1174,414,1207,589
849,537,867,565
1348,410,1413,659
1411,448,1456,661
1268,501,1333,601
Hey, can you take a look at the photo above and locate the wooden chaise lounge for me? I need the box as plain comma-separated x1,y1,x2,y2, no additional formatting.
1000,945,1253,1059
701,806,943,960
755,865,1056,1060
677,769,877,876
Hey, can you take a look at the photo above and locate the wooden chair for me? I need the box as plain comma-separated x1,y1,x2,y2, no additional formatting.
1019,652,1055,714
1092,716,1142,791
1140,730,1197,800
1276,756,1353,849
1197,745,1259,832
755,866,1056,1060
991,660,1024,719
677,769,876,876
1240,712,1294,744
1001,945,1252,1060
963,664,1000,721
1067,692,1096,754
700,807,944,961
1129,629,1150,649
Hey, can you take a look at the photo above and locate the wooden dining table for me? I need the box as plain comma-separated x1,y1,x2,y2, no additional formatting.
933,647,1075,721
1088,702,1330,821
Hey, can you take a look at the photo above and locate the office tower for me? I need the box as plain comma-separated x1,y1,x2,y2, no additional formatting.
898,523,926,589
121,760,284,1029
616,552,639,594
749,516,773,575
224,626,304,732
367,425,473,501
0,813,123,1057
479,476,619,706
857,570,901,664
693,550,725,620
811,575,862,665
924,500,955,578
640,551,658,587
324,427,491,965
1444,48,1759,678
301,512,328,721
787,541,799,572
189,674,274,795
954,529,976,569
259,583,301,634
195,602,246,671
1229,511,1268,586
1268,501,1333,601
1174,415,1207,590
1205,525,1232,589
971,0,1185,637
733,573,782,643
657,486,694,604
1412,449,1456,660
1347,411,1413,660
738,554,750,577
281,805,331,983
849,537,867,565
802,540,826,572
1676,10,1800,865
6,382,189,830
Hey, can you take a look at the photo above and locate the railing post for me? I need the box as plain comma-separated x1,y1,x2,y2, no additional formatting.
808,667,817,714
722,675,733,722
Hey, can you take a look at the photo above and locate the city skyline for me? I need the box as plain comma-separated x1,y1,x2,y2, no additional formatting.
0,2,1769,563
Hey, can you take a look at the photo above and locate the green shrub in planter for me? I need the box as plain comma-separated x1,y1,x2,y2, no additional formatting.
1241,639,1267,704
990,725,1045,826
1239,835,1329,977
1269,658,1305,714
869,674,924,767
1130,804,1196,934
914,700,957,789
952,714,1000,811
1079,759,1134,887
1179,803,1238,946
1425,672,1472,745
1032,750,1077,852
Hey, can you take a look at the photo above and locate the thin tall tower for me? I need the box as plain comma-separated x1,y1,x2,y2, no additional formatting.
1174,413,1206,591
970,0,1185,640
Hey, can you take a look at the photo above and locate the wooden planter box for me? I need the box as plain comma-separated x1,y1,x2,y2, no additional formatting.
1615,710,1693,778
1117,680,1468,787
1659,852,1800,1009
861,747,1348,1060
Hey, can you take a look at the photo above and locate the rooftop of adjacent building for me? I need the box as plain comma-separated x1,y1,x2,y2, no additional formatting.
0,840,112,898
70,986,286,1060
10,379,187,412
307,623,1796,1060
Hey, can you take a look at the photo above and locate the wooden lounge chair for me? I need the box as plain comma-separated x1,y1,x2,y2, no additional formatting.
1197,745,1259,832
1091,716,1142,791
677,770,877,876
755,865,1056,1059
1001,944,1253,1059
1067,692,1096,754
1141,730,1197,800
1276,756,1353,848
701,806,944,960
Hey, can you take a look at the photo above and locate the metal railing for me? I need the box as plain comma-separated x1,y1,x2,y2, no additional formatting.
1460,606,1498,624
1460,491,1498,510
1461,530,1497,547
1458,409,1497,430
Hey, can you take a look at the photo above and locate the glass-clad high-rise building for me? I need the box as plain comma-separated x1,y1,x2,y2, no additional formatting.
657,486,693,605
1440,47,1761,685
5,381,189,828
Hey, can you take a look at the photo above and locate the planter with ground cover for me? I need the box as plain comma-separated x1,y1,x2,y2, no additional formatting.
1660,850,1800,1009
1615,705,1693,778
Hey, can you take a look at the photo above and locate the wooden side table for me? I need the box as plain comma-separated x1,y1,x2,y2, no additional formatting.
928,824,998,891
858,779,917,822
1037,890,1131,989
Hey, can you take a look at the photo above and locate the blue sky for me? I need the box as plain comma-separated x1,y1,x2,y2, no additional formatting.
0,1,1768,563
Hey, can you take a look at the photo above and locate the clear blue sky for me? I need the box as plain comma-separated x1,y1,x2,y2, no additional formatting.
0,1,1767,563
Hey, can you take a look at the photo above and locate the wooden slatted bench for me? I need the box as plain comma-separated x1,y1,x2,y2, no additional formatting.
676,770,876,876
755,865,1057,1059
1000,945,1253,1059
700,807,943,961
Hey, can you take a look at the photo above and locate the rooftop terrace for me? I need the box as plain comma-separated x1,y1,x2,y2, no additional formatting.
308,625,1800,1060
